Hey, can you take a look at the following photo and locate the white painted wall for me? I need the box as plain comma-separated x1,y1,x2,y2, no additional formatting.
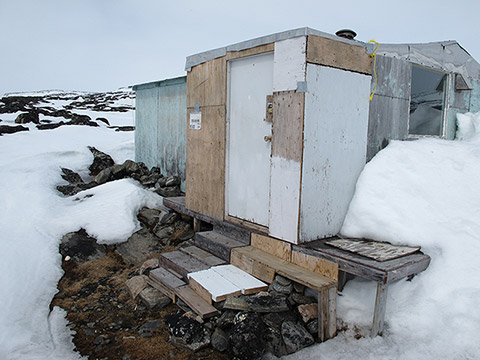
273,36,306,92
300,64,371,242
268,156,301,242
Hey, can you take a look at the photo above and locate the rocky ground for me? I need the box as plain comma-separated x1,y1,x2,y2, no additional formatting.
0,90,356,359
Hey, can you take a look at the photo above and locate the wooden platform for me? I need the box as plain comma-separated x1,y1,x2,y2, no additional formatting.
195,231,246,261
159,250,210,280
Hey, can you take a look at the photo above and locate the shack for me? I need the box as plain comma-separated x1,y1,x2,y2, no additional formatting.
133,76,187,190
183,27,480,242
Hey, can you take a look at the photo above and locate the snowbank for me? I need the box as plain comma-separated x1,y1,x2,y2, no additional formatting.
281,112,480,359
0,125,155,359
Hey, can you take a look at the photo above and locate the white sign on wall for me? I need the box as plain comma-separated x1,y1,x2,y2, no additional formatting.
189,112,202,130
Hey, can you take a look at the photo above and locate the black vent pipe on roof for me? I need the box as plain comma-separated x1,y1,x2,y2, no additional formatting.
335,29,357,40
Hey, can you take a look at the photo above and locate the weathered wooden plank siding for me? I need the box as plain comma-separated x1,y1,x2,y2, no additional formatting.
186,56,227,220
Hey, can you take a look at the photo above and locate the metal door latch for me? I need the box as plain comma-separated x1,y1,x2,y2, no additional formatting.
264,95,273,122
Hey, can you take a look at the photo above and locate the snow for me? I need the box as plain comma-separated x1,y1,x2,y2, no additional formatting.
277,111,480,359
0,119,161,358
1,93,480,359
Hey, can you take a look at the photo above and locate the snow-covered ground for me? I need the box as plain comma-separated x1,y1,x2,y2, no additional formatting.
1,90,479,359
0,97,162,359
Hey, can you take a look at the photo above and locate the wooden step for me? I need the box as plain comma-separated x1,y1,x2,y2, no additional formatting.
148,267,186,303
231,246,337,291
174,285,220,319
187,265,268,304
195,231,246,261
213,221,251,244
159,250,210,280
179,245,226,267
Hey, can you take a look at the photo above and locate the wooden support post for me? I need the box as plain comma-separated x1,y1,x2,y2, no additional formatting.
318,287,337,342
193,218,201,232
371,282,388,337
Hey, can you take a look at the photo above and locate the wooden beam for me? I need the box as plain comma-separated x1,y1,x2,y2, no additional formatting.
226,43,274,61
371,282,388,337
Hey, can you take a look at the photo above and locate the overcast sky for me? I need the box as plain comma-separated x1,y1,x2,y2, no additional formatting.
1,0,479,96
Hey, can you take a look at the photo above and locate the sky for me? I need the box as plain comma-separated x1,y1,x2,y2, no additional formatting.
1,0,479,96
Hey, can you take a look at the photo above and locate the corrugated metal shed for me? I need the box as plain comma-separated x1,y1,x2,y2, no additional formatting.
133,76,187,190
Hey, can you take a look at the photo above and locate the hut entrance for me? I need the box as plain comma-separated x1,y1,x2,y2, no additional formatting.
226,52,274,227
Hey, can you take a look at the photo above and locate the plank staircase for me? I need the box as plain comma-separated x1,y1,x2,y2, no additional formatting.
150,225,338,341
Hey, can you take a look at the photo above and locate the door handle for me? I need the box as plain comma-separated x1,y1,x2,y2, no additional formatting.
264,135,272,142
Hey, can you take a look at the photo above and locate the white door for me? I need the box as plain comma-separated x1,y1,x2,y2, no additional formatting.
226,53,274,226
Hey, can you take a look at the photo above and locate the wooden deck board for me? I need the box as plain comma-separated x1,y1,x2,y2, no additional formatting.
180,245,226,267
159,250,210,280
174,285,220,319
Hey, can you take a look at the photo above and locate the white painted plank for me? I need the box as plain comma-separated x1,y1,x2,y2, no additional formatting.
188,268,242,302
268,156,301,243
300,64,371,242
273,36,307,92
211,264,267,294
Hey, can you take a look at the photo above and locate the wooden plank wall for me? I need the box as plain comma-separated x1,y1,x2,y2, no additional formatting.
186,57,227,220
306,35,372,75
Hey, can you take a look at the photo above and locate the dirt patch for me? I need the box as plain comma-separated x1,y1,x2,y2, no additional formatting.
51,251,227,360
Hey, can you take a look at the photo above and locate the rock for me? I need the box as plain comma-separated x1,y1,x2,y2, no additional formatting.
15,111,39,124
160,212,179,225
165,175,180,187
138,257,159,275
306,318,318,334
211,327,228,352
215,310,237,329
36,122,64,130
297,303,318,323
139,287,171,310
293,282,306,293
272,275,294,294
152,224,175,241
69,113,99,127
245,292,290,313
263,311,298,330
125,275,148,299
264,325,288,357
96,117,110,125
0,124,29,135
60,229,106,263
60,168,84,184
155,185,182,197
115,227,163,265
139,319,162,334
137,208,163,228
229,312,266,360
88,146,115,176
288,292,317,305
120,160,141,176
164,312,211,352
56,182,96,196
94,167,112,185
281,321,314,354
223,296,249,311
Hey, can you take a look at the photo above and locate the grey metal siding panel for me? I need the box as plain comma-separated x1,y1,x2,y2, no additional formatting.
135,87,159,169
367,56,410,161
134,78,187,190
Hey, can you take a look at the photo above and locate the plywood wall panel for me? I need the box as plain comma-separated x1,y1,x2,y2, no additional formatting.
187,57,226,108
226,43,274,61
185,106,226,220
306,35,372,75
